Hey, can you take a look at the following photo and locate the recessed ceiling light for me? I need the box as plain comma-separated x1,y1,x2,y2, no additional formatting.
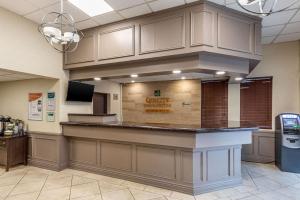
131,80,135,83
181,76,186,80
235,77,243,81
172,70,181,74
94,77,101,81
131,74,138,78
68,0,113,17
216,71,226,75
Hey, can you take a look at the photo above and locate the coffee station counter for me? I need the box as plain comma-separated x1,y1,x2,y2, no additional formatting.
61,121,257,195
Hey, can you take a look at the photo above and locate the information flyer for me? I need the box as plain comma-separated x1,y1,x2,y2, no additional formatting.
47,92,56,111
28,93,43,121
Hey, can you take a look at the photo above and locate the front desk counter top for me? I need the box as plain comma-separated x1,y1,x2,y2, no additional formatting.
60,121,257,133
60,121,257,195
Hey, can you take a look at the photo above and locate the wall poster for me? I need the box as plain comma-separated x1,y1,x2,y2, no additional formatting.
28,93,43,121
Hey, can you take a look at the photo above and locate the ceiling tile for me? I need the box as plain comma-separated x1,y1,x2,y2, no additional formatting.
291,9,300,22
207,0,225,5
273,0,300,10
275,32,300,43
92,11,123,25
148,0,185,12
24,9,47,24
105,0,145,10
261,36,276,44
226,3,257,14
26,0,58,9
75,19,98,30
282,21,300,34
0,0,39,15
262,25,285,37
262,9,297,26
42,1,90,22
119,4,151,18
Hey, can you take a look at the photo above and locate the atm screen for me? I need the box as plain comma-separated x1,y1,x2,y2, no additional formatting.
283,118,299,127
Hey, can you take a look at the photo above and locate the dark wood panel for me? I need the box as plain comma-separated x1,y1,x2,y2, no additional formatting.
93,93,108,115
201,81,228,128
240,77,272,129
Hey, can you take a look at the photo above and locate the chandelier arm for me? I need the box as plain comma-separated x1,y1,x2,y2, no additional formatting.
236,0,299,16
268,0,278,14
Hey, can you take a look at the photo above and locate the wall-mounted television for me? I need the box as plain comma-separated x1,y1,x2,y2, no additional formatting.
66,81,95,102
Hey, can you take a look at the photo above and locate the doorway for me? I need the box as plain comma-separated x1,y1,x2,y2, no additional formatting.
93,93,108,115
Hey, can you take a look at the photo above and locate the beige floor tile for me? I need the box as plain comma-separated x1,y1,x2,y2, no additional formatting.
44,175,72,190
6,192,39,200
130,188,163,200
19,172,48,184
121,180,146,190
71,194,103,200
70,182,100,199
0,175,23,187
72,175,97,186
144,186,172,196
169,191,195,200
101,189,134,200
194,193,219,200
10,181,45,196
2,163,300,200
256,191,294,200
86,174,124,185
0,185,15,199
38,186,71,200
99,181,128,194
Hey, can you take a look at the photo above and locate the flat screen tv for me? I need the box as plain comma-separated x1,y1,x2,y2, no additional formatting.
66,81,95,102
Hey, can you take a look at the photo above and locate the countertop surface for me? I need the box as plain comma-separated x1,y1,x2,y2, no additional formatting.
68,113,117,116
60,121,258,133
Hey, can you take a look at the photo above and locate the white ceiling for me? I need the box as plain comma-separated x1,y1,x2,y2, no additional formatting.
0,0,300,44
0,69,40,82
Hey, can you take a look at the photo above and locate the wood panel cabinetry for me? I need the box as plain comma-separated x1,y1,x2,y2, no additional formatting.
190,8,214,47
65,31,96,65
98,25,135,60
217,14,252,53
64,2,262,70
140,13,185,54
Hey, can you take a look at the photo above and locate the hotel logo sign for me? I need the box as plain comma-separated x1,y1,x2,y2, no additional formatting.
144,97,172,113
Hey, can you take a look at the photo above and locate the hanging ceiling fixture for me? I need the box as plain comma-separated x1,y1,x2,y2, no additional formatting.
38,0,83,52
236,0,299,16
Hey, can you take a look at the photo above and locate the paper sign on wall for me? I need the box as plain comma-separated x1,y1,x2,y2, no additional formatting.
47,112,55,122
28,93,43,121
47,92,56,111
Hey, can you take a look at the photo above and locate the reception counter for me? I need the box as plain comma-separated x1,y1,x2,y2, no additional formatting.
60,121,257,195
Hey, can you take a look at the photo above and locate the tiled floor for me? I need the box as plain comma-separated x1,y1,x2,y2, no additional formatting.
0,162,300,200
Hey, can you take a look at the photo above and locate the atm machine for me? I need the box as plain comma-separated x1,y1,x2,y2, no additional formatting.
275,113,300,173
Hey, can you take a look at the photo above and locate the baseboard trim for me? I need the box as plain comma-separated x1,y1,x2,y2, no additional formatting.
28,158,63,171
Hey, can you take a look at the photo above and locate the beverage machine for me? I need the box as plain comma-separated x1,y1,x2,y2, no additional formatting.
275,113,300,173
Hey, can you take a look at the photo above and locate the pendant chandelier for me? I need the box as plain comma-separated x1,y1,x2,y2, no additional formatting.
38,0,83,52
236,0,299,16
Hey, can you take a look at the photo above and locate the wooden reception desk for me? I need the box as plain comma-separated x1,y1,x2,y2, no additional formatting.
60,121,257,195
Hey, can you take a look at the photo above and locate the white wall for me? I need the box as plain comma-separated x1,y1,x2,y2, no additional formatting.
228,41,300,129
0,79,62,133
249,41,300,129
0,8,99,133
228,83,240,127
0,7,63,79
